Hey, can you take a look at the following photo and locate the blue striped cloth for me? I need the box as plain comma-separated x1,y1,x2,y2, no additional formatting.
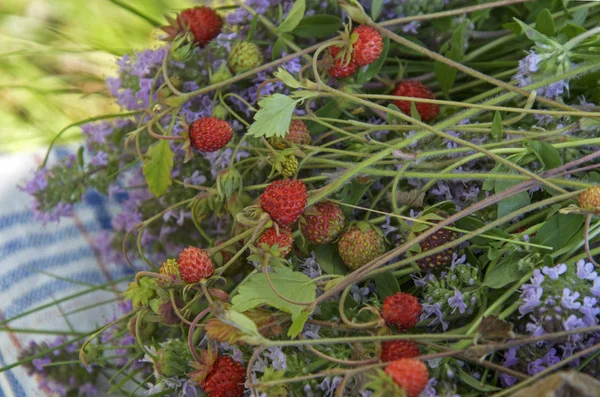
0,149,132,397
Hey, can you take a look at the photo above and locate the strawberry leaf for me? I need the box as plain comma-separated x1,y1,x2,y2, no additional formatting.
277,0,306,33
143,139,173,197
123,278,157,307
231,267,316,337
247,94,300,138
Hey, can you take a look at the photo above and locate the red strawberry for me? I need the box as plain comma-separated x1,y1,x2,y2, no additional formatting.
300,202,345,245
327,46,358,78
260,180,307,226
392,81,439,122
382,292,422,331
189,117,233,153
337,223,385,270
384,358,429,397
351,25,383,67
381,340,420,362
178,246,214,283
180,7,222,47
161,7,222,48
258,227,293,257
286,120,312,146
200,356,246,397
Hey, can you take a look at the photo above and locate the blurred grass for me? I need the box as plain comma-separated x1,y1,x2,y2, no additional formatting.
0,0,191,152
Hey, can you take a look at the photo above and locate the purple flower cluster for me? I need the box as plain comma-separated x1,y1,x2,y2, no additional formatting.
20,336,98,397
515,51,572,98
501,260,600,385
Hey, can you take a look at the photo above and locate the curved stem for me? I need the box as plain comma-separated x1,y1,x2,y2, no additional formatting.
584,214,600,268
188,307,211,363
263,266,312,306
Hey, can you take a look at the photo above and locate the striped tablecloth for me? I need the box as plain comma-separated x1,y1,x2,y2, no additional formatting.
0,149,132,397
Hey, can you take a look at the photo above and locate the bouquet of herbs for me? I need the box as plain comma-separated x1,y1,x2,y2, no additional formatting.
9,0,600,395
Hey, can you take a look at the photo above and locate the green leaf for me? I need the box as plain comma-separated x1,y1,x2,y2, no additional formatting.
373,272,400,300
77,146,84,168
277,0,305,33
513,18,557,47
371,0,383,21
409,101,421,122
494,168,530,220
524,140,562,170
435,21,466,97
458,368,502,392
387,103,402,124
340,179,373,216
288,311,310,338
314,244,348,275
274,67,302,89
272,36,285,59
532,214,585,250
248,14,260,39
143,140,173,197
492,111,504,142
248,94,299,138
357,36,390,84
483,257,526,289
535,9,556,37
293,15,342,38
123,278,156,307
231,267,317,335
306,100,342,134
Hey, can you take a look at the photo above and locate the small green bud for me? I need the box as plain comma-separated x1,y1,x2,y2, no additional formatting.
210,62,233,85
217,168,243,201
213,104,229,120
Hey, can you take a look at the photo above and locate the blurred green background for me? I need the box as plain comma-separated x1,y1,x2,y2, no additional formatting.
0,0,191,152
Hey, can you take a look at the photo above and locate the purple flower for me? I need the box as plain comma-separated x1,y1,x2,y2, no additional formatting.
112,210,142,232
81,122,114,146
32,357,52,371
526,321,545,336
351,285,370,303
421,303,449,331
576,259,598,280
503,348,519,367
563,314,586,334
592,278,600,297
527,359,545,375
21,169,48,194
401,21,420,34
579,297,600,325
519,286,543,315
543,348,560,366
448,289,467,314
561,288,582,310
79,383,97,396
542,263,567,280
90,151,109,167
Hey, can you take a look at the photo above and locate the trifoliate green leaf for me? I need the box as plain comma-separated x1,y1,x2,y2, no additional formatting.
247,94,299,138
123,278,157,307
143,140,173,197
231,267,316,337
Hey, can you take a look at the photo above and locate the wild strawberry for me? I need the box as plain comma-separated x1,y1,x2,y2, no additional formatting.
416,226,458,270
258,227,293,257
286,120,312,146
300,202,345,245
351,25,383,67
337,222,385,270
159,258,180,279
161,7,222,48
381,340,420,362
327,46,358,78
382,292,422,331
579,186,600,209
260,180,307,226
189,117,233,153
228,41,264,74
200,356,246,397
392,81,439,122
281,156,298,178
384,358,429,397
178,246,214,283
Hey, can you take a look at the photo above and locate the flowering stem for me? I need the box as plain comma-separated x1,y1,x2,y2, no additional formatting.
492,342,600,397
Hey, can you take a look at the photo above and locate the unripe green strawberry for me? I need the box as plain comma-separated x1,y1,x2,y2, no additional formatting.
281,156,298,178
300,202,345,245
228,41,264,73
159,258,181,279
579,186,600,209
338,222,385,270
213,104,229,120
